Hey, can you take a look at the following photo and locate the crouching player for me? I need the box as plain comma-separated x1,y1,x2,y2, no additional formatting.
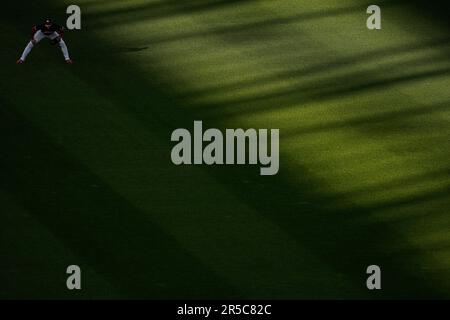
17,19,73,64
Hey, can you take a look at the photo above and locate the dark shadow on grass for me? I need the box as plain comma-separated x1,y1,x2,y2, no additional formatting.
0,100,239,299
115,46,149,53
404,0,450,28
84,0,258,27
87,0,405,32
186,49,450,119
176,36,450,100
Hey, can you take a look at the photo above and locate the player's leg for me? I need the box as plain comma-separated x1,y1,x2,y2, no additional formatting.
59,39,72,63
18,31,45,63
50,32,72,63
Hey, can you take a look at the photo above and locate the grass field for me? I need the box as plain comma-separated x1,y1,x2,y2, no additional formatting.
0,0,449,299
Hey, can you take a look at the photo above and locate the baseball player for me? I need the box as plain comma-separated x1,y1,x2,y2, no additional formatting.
17,18,73,64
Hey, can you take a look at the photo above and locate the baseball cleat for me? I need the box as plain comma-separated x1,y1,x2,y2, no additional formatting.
16,59,24,64
65,59,74,64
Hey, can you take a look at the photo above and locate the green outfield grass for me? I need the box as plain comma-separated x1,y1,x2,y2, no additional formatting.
0,0,449,299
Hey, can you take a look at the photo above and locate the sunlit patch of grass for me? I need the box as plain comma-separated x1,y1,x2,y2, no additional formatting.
65,0,450,295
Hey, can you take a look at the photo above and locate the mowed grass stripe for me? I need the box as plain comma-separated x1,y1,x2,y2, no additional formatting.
0,102,239,299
